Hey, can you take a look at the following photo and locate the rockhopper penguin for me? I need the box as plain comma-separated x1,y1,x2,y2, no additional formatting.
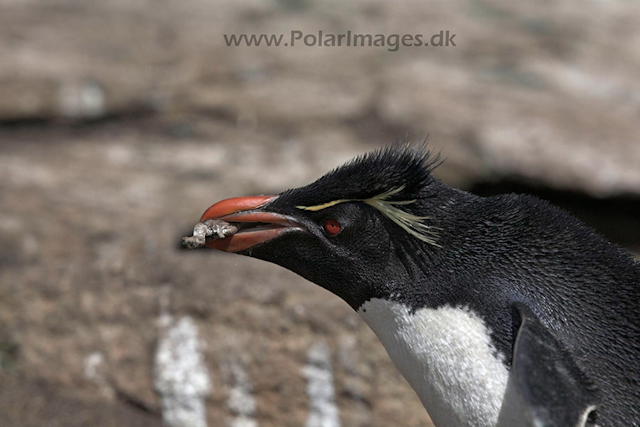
197,145,640,427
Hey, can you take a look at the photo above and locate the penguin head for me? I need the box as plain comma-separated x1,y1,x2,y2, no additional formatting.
200,145,448,309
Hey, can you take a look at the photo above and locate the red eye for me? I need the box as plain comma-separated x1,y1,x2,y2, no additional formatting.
323,219,341,236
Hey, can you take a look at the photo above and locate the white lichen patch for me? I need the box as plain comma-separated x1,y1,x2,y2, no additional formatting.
154,315,212,427
58,81,105,119
302,342,341,427
224,362,258,427
83,351,114,398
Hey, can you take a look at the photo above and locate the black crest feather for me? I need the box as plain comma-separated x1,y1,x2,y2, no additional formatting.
282,142,442,207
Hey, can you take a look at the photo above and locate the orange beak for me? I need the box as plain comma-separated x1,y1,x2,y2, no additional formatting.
199,195,301,253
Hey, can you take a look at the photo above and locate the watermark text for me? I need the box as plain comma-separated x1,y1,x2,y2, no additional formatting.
223,30,457,51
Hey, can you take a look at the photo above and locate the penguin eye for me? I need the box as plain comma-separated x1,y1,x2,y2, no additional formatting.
323,219,341,236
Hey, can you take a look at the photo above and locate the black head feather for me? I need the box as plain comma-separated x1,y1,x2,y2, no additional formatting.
279,143,442,208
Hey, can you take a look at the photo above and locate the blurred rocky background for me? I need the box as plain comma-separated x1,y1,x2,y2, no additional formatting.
0,1,639,426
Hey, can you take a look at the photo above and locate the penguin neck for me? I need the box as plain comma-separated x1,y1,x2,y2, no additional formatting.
357,298,509,427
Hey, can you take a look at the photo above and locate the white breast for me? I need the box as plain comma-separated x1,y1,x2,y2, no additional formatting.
358,298,509,427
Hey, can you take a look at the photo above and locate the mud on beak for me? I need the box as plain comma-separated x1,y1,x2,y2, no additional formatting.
199,195,303,253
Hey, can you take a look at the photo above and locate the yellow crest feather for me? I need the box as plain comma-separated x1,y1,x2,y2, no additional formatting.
296,185,439,246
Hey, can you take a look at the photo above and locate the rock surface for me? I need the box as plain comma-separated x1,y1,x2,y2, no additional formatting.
1,0,639,195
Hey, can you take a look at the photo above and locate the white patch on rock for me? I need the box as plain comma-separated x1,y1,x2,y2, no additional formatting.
154,315,212,427
358,298,509,427
83,351,114,398
302,342,341,427
225,362,258,427
83,352,104,380
337,335,369,419
58,81,105,119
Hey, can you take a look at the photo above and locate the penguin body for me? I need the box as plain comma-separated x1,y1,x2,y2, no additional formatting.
197,145,640,426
